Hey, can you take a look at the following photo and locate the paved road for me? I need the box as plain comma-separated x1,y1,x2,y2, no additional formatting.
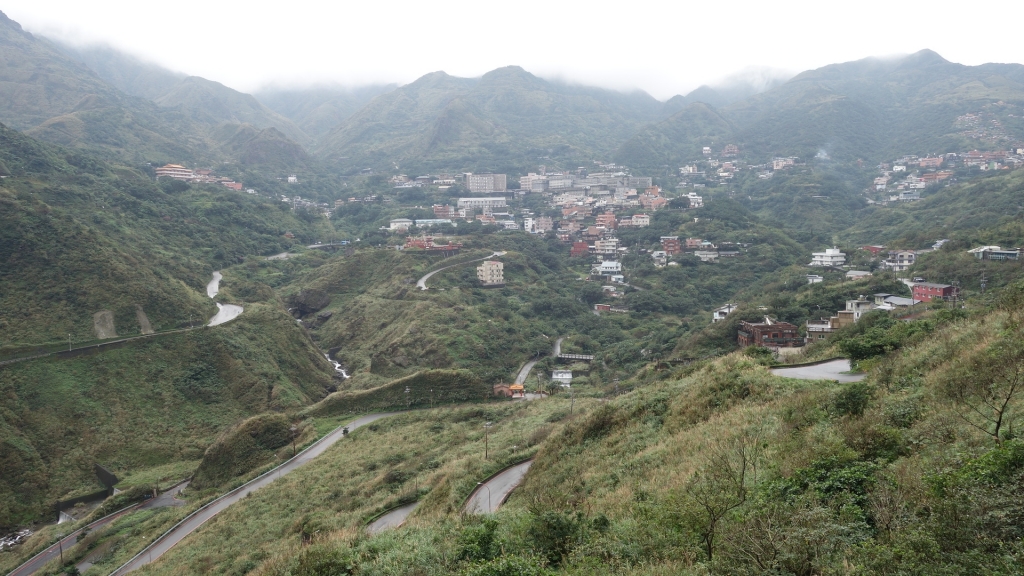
110,412,399,575
206,271,222,298
416,252,504,290
770,359,865,382
464,460,533,514
6,481,189,576
514,336,563,385
514,360,538,385
366,502,419,534
207,303,244,327
206,271,244,326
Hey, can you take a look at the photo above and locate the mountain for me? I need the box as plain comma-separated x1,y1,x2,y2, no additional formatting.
619,50,1024,168
662,67,793,115
52,41,186,100
314,66,664,172
0,11,208,163
155,76,310,145
254,84,397,138
214,124,311,170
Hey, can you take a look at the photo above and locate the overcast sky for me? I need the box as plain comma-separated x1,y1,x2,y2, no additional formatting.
6,0,1024,100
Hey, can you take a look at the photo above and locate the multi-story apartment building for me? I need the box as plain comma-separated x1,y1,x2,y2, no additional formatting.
465,173,507,193
810,247,847,267
477,260,505,286
457,197,507,210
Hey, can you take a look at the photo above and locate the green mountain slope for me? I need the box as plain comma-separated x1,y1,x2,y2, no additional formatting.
155,76,310,145
618,50,1024,168
51,41,186,101
254,84,396,138
315,66,664,172
0,123,323,347
0,11,207,163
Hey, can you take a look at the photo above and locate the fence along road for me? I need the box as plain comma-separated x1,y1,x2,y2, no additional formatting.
109,412,400,575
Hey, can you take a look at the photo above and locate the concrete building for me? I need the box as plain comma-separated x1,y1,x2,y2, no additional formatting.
737,317,804,349
912,282,958,303
652,250,667,266
631,214,650,227
594,238,620,256
465,173,507,193
661,236,682,255
968,246,1021,261
155,164,195,180
477,260,505,286
458,197,507,210
552,370,573,386
389,218,414,231
883,250,916,271
810,247,847,267
712,304,737,323
592,261,622,276
685,192,704,208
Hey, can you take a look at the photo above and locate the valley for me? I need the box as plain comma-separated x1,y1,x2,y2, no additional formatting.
1,7,1023,574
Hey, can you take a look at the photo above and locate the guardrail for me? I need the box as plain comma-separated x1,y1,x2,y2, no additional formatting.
107,418,358,575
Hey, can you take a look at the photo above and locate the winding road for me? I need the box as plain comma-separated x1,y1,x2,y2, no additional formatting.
770,359,865,382
416,252,505,290
514,336,564,385
464,460,534,514
6,482,188,576
366,502,419,534
205,271,244,327
110,412,399,575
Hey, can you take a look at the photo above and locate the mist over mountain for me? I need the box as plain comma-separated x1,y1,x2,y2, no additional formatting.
254,84,397,138
662,67,794,115
618,50,1024,168
52,40,186,100
314,66,664,172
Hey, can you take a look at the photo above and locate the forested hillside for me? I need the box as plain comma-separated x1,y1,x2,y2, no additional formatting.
618,50,1024,169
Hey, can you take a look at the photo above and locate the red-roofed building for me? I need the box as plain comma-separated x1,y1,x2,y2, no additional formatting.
570,241,591,257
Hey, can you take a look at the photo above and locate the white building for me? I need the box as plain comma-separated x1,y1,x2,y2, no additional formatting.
712,303,738,323
465,173,507,193
552,370,573,386
477,260,504,286
685,192,704,208
592,261,622,276
632,214,650,227
652,250,667,266
810,247,847,267
457,197,507,210
807,274,824,284
389,218,414,231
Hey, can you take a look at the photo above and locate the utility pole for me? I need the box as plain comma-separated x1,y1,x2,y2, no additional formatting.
981,273,987,295
570,387,575,415
290,425,298,457
484,421,492,460
405,386,411,409
430,388,434,409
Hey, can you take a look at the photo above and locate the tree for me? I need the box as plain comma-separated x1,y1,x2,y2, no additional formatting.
941,334,1024,444
675,428,765,561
